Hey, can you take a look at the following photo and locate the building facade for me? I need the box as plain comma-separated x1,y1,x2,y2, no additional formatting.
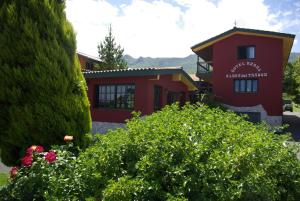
77,52,100,71
83,67,198,133
192,27,295,125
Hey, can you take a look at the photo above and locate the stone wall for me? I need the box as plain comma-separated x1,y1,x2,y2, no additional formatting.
223,104,282,126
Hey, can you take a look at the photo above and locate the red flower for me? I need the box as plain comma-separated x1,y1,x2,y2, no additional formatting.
64,135,73,142
26,145,44,155
45,151,56,163
21,155,33,167
35,145,44,153
9,167,18,178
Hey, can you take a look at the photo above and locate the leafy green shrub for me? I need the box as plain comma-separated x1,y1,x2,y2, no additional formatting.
0,137,86,200
77,104,300,200
1,105,300,200
0,0,91,166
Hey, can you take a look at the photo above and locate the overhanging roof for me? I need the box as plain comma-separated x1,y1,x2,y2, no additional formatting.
83,67,198,91
77,52,101,62
191,27,295,67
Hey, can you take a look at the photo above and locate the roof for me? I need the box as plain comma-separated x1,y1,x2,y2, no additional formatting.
77,52,101,62
191,27,295,67
83,67,198,91
188,74,199,81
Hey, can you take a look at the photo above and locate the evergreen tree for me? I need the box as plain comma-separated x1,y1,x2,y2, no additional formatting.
0,0,91,165
97,25,127,70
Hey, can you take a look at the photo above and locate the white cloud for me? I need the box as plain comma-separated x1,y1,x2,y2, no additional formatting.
65,0,285,58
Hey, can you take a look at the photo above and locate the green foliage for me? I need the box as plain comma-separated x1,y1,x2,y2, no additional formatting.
0,142,86,200
284,57,300,103
1,105,300,200
0,0,91,165
97,25,127,70
76,104,300,200
0,173,8,187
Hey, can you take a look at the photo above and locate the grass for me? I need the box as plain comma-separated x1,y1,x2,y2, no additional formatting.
0,173,8,186
294,103,300,112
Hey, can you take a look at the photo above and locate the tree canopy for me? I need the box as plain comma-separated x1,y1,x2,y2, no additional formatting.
284,57,300,103
0,0,91,165
97,25,127,70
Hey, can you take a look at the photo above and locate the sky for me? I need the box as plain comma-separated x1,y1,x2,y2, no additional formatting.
65,0,300,58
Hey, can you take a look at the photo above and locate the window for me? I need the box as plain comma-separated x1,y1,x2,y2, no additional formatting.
234,79,258,93
237,46,255,59
154,86,162,111
85,61,94,70
96,84,135,109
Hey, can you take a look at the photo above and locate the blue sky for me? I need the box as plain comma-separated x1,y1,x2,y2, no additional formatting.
66,0,300,57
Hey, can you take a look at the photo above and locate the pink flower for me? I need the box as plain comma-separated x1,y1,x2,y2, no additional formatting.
45,151,56,163
21,155,33,167
35,145,44,153
64,135,73,142
9,167,18,178
26,145,44,155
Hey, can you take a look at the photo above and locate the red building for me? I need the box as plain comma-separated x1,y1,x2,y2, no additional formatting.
191,27,295,125
77,52,100,71
83,67,198,132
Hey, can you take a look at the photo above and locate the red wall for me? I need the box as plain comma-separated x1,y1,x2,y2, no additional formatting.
212,34,283,116
86,74,189,123
78,54,87,70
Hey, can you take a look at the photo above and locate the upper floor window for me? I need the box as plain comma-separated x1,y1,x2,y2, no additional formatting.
237,46,255,60
96,84,135,109
85,61,94,70
234,79,258,93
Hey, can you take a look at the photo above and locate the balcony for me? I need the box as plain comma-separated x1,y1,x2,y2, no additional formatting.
196,60,213,82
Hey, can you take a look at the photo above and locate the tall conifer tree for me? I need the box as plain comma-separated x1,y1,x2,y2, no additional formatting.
0,0,91,165
97,25,127,70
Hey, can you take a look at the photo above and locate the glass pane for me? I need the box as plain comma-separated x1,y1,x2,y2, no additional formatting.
100,94,105,100
110,94,115,100
252,80,258,92
117,86,122,93
238,47,247,59
99,86,105,93
246,80,252,92
234,80,239,92
110,86,115,93
240,80,246,92
247,47,255,59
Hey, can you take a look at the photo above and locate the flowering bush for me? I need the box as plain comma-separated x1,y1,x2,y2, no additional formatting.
0,135,85,200
45,151,57,163
1,104,300,200
9,167,18,179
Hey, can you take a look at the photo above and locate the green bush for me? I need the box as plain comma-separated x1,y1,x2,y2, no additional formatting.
0,0,91,166
0,141,85,200
1,104,300,200
77,104,300,200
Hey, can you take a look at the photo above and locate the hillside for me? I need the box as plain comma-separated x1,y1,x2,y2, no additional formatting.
124,54,197,73
289,52,300,62
125,52,300,73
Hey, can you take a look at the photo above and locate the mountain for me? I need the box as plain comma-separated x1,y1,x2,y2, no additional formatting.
124,54,197,73
289,52,300,62
125,52,300,73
